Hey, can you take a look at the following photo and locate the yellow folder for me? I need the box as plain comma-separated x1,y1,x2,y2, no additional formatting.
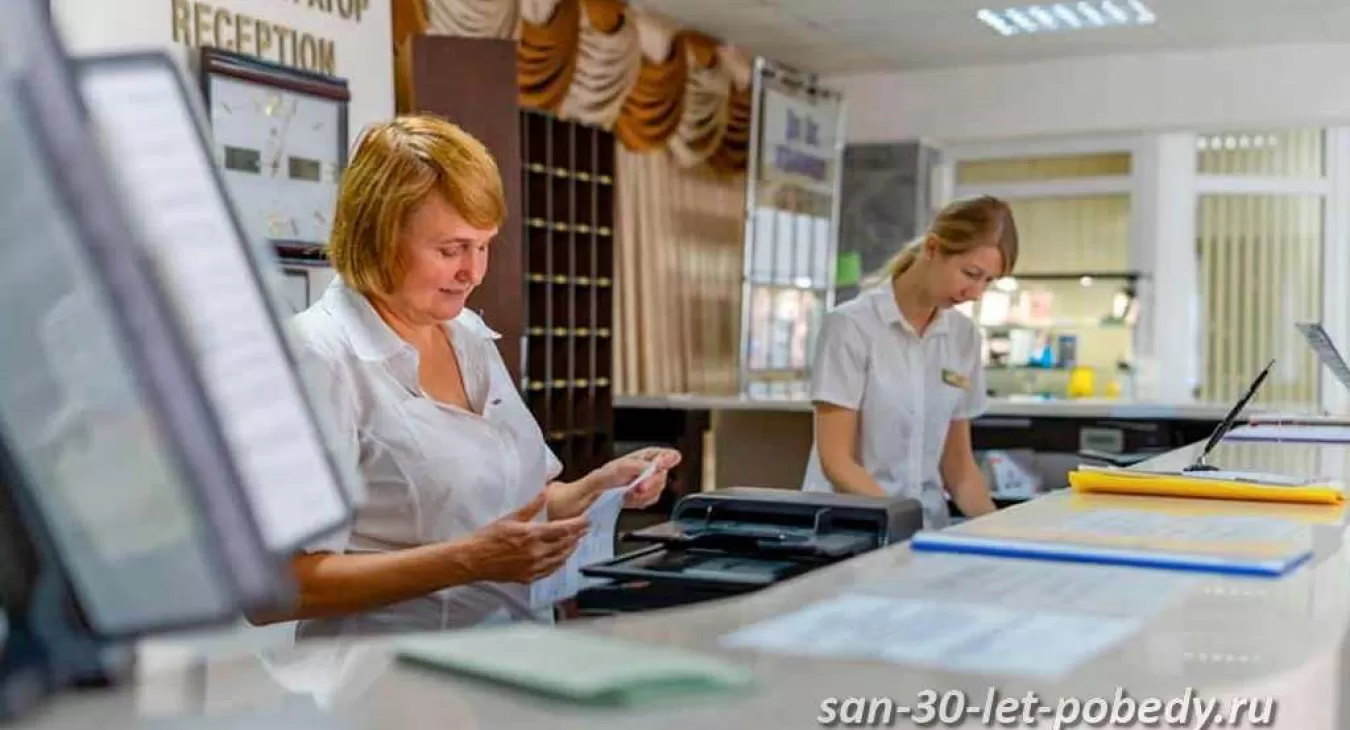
1068,466,1345,506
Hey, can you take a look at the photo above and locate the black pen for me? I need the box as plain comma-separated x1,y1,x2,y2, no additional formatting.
1184,358,1276,472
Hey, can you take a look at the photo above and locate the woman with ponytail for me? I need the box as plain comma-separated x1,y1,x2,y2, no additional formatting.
800,196,1019,528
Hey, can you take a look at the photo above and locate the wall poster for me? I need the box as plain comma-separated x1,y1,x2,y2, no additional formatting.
738,60,845,399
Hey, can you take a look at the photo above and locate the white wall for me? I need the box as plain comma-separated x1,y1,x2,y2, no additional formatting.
50,0,393,146
831,43,1350,144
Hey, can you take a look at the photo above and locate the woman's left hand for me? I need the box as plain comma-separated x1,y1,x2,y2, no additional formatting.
589,447,682,509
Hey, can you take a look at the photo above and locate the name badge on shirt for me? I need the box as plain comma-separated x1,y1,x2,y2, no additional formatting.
941,368,970,390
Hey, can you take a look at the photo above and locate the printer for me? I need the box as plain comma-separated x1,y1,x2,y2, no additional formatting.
575,487,923,615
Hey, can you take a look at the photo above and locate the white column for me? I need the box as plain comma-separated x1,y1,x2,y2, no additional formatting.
1130,133,1201,403
1321,128,1350,415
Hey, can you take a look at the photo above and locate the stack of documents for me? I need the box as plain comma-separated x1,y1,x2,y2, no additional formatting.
910,501,1315,577
1067,465,1344,505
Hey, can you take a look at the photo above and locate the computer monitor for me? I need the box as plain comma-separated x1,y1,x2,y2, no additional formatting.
74,51,361,554
0,0,292,638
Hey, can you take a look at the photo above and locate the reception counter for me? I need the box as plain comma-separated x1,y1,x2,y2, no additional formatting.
614,394,1239,505
13,438,1350,730
614,393,1245,420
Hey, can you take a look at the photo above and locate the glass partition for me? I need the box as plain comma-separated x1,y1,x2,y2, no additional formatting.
953,148,1138,400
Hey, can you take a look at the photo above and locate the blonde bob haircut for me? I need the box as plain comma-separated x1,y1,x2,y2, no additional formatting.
870,195,1019,286
327,114,506,295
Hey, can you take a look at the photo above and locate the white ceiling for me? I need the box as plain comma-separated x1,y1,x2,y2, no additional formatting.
631,0,1350,75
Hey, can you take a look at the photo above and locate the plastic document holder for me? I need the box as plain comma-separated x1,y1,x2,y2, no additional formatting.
1068,466,1345,506
578,488,923,613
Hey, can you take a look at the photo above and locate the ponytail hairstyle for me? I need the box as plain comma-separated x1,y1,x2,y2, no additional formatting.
867,195,1019,287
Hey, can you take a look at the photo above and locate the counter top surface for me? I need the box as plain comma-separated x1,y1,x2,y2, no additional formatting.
614,393,1263,420
15,440,1350,729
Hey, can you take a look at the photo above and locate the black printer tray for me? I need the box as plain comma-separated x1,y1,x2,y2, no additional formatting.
581,544,823,591
622,520,877,559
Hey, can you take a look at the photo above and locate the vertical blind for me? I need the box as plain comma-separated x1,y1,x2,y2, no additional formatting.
1197,194,1323,407
1196,128,1325,408
1010,195,1131,273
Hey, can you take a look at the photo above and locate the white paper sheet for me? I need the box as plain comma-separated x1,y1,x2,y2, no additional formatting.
719,594,1143,679
529,488,626,608
1055,509,1308,545
530,461,664,608
78,63,352,553
1226,424,1350,444
851,553,1200,618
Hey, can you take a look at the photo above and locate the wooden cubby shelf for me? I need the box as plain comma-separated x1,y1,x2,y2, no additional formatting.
520,108,616,483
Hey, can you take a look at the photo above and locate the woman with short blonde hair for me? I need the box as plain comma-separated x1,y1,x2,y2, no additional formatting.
802,196,1018,528
265,115,679,636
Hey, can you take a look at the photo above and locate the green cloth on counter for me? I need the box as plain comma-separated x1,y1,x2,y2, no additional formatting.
395,624,754,707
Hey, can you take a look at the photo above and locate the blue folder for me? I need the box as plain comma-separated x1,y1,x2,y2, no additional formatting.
909,531,1313,578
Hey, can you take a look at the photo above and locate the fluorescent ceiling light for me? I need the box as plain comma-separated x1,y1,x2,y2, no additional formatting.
1127,0,1156,23
977,9,1019,36
1077,1,1106,26
978,1,1156,35
1052,5,1081,27
1100,0,1129,24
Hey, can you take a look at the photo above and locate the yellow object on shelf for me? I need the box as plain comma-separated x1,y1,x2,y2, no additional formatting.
1067,366,1095,398
1068,466,1345,506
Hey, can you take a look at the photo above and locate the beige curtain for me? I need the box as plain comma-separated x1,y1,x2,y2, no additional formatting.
416,0,752,172
615,148,745,395
557,0,640,127
426,0,519,38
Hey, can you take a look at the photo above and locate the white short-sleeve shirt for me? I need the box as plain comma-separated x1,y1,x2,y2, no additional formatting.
285,278,621,637
801,281,987,529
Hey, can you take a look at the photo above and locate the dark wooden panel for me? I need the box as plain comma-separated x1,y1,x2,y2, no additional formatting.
523,112,618,482
407,38,618,483
409,36,525,383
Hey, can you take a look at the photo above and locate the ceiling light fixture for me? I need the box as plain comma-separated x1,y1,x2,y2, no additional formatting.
1052,4,1081,27
1076,2,1107,26
976,9,1019,36
978,1,1156,35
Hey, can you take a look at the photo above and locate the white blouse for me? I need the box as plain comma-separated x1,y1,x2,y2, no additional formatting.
286,278,621,638
800,282,987,529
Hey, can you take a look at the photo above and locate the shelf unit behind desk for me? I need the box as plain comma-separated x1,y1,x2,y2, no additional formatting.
520,109,616,483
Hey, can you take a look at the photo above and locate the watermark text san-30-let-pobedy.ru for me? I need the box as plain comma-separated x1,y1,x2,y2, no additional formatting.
818,688,1277,728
